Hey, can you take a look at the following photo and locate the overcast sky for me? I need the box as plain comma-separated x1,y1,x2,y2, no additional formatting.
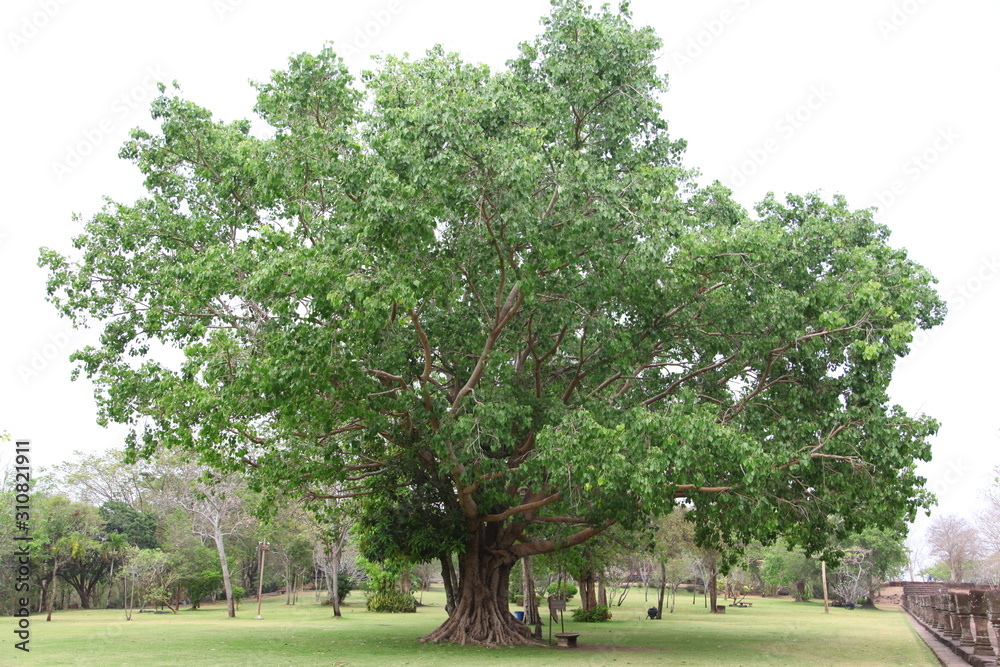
2,0,997,547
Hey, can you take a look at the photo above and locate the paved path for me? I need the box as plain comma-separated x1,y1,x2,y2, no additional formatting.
903,612,990,667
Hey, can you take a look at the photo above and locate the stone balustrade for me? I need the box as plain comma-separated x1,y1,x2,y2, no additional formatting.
901,584,999,666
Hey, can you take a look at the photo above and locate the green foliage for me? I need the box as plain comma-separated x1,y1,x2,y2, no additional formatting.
572,604,612,622
546,581,577,601
100,500,159,550
40,0,944,642
336,571,355,604
183,569,223,609
365,589,418,613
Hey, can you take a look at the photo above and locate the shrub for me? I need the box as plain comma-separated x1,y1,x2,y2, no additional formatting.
183,569,223,609
510,593,524,605
366,589,418,613
337,572,355,603
230,585,246,609
572,605,612,622
546,581,578,601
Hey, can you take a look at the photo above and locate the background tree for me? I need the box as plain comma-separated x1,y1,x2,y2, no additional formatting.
259,500,315,605
652,507,696,617
828,547,871,606
761,542,820,602
40,0,944,645
926,514,979,583
53,450,154,511
100,500,159,550
122,548,184,614
978,465,1000,556
847,526,907,607
166,467,251,617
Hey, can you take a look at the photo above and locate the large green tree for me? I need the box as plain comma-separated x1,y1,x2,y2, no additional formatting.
41,1,942,644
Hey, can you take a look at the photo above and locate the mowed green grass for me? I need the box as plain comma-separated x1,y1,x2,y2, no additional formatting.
2,588,937,666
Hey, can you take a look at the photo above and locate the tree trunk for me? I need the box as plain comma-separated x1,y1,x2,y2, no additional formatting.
285,562,292,605
66,581,93,610
708,564,719,613
400,569,411,594
329,548,341,618
795,579,807,602
213,526,236,618
421,530,534,645
47,561,59,621
598,577,607,607
656,561,666,618
440,555,458,616
106,559,117,608
578,570,597,612
521,555,540,626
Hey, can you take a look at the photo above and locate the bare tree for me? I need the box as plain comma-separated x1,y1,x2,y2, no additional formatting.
904,536,929,581
977,465,1000,555
52,449,156,511
926,514,979,583
829,547,871,604
168,468,251,617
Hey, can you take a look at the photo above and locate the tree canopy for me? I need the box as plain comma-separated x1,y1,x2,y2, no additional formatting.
41,0,943,644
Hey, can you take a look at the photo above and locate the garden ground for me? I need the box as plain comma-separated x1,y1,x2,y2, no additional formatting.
3,587,938,666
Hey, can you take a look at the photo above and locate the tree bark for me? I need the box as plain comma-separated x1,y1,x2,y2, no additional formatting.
795,579,808,602
422,529,535,645
47,560,59,622
656,561,666,618
521,555,540,626
441,554,458,617
329,547,341,618
598,577,607,607
577,570,597,611
213,525,236,618
708,564,719,613
285,562,292,605
66,582,93,610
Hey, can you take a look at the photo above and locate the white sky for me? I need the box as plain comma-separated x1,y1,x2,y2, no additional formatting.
1,0,997,548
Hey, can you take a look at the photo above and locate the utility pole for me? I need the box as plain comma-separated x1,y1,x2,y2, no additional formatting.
256,540,268,619
821,560,830,614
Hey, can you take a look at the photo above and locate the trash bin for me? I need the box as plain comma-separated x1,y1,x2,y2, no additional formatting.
514,611,525,622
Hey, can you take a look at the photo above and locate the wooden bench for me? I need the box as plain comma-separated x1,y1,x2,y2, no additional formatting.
554,632,580,647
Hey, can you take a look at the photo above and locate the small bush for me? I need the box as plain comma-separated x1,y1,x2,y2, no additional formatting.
337,572,355,603
510,594,524,605
230,585,246,609
572,605,612,622
546,581,578,601
366,590,418,613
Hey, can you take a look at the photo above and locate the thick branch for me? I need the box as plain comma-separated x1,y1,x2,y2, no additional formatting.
481,493,562,523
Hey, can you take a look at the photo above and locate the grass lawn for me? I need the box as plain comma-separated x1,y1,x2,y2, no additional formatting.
3,588,937,666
